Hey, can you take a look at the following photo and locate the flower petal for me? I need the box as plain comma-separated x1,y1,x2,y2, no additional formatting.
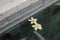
39,26,42,30
34,28,37,30
28,19,31,21
34,22,38,24
32,25,35,27
35,19,37,21
31,17,34,19
31,22,33,24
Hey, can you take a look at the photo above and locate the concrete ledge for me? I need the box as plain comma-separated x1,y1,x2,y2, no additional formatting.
0,0,39,21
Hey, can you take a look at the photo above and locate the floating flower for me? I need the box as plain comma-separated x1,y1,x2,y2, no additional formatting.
28,17,37,24
32,23,42,30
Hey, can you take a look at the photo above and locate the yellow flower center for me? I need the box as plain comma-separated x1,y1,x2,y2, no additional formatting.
31,19,35,23
35,24,41,29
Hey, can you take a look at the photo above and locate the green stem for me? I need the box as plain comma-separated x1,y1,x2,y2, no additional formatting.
33,31,45,40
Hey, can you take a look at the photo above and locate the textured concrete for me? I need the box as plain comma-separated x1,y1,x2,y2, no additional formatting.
0,0,39,21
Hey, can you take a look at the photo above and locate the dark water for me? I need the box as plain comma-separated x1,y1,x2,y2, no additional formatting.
22,5,60,40
17,5,60,40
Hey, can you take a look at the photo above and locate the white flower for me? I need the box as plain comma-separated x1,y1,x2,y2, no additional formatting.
28,17,37,24
32,23,42,30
